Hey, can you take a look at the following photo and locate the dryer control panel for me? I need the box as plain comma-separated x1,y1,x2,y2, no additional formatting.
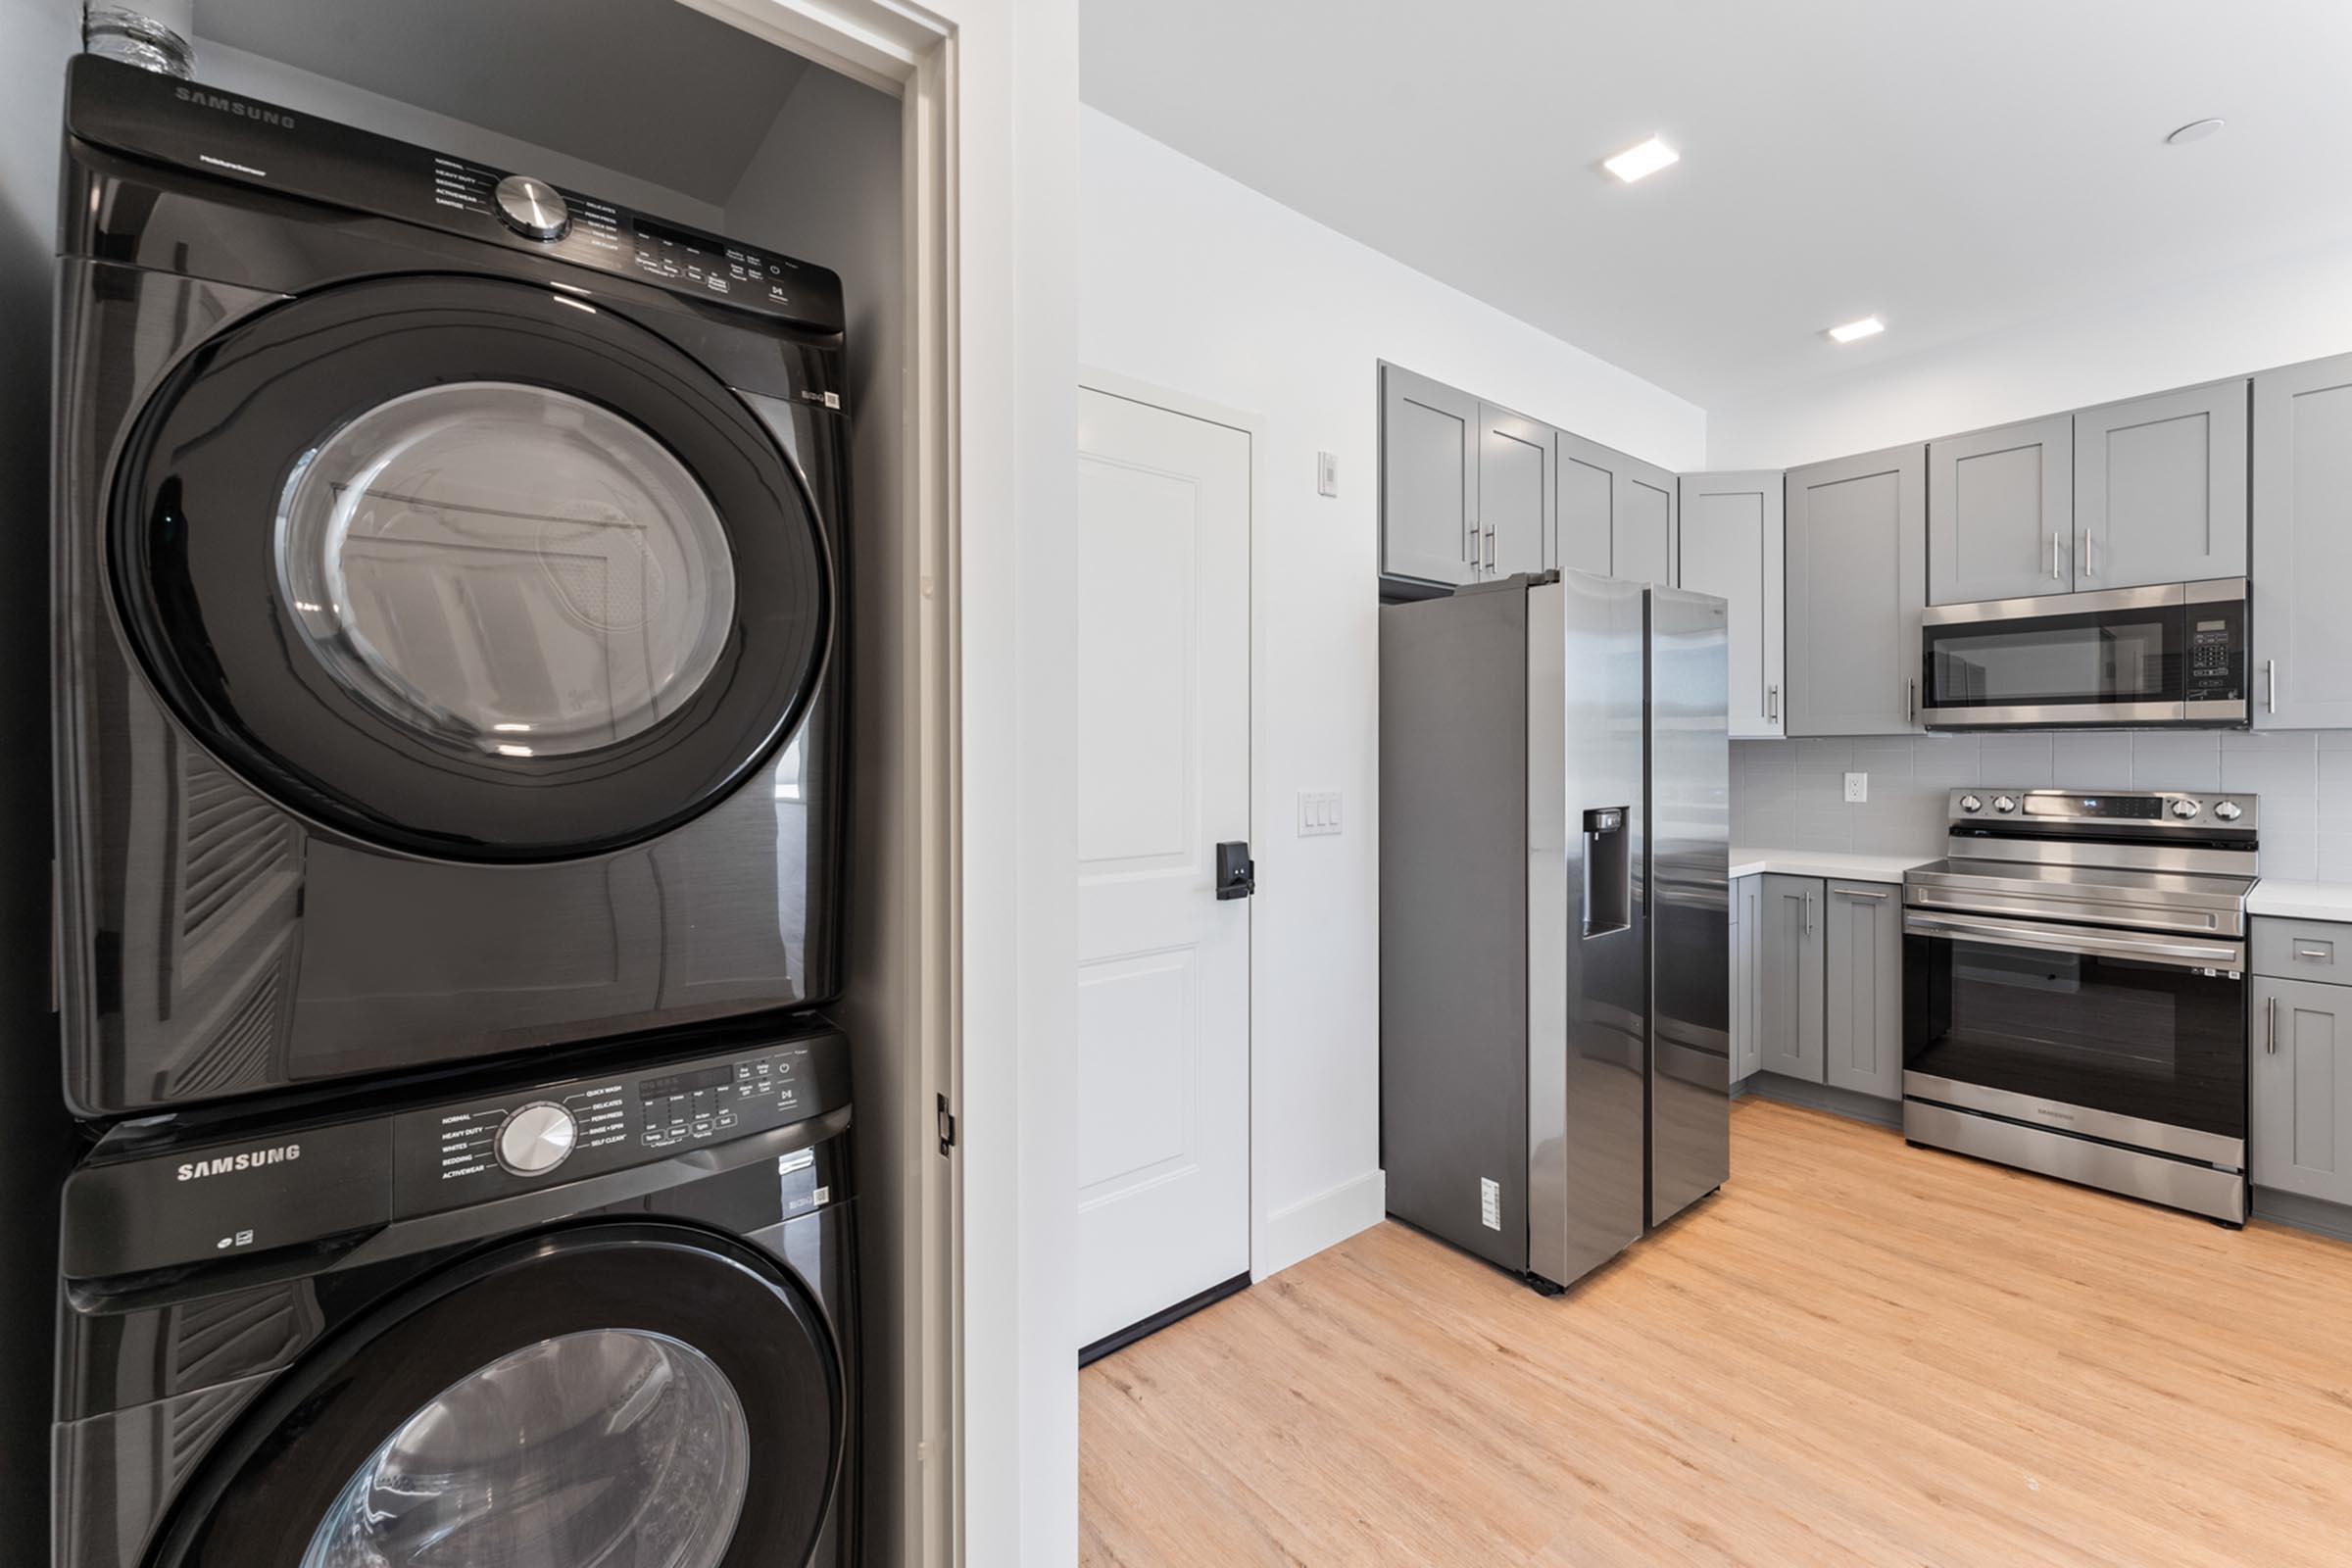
62,1027,849,1281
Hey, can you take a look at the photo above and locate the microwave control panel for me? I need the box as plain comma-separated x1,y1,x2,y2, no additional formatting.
2184,600,2246,704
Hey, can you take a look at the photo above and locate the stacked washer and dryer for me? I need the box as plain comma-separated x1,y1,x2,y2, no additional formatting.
50,54,862,1568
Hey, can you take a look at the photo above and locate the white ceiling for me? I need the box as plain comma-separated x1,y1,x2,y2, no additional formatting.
193,0,811,206
1080,0,2352,411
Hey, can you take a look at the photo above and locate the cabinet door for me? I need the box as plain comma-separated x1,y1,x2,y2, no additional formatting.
1822,880,1901,1099
1731,875,1763,1082
2251,977,2352,1205
1680,471,1785,738
2074,380,2248,589
1785,445,1928,736
1613,458,1678,587
1478,404,1551,578
1928,415,2073,605
1380,365,1477,587
1756,874,1824,1082
1552,430,1616,578
2252,355,2352,729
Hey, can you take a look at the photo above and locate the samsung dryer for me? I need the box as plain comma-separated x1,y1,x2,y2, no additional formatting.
53,57,852,1116
54,1019,858,1568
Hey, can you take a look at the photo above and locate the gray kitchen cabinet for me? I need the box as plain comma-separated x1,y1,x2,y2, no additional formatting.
1822,880,1901,1099
1613,456,1678,587
1551,429,1619,578
1785,444,1928,736
1756,874,1824,1081
1927,414,2073,605
2073,379,2248,590
1379,364,1478,588
2253,354,2352,728
1679,471,1785,738
1731,874,1763,1082
1477,403,1551,579
2251,974,2352,1206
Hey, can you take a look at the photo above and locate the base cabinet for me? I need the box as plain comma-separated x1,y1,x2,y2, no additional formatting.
1822,880,1902,1099
2251,973,2352,1207
1751,873,1900,1101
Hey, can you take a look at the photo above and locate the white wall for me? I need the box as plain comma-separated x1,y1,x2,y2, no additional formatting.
1707,235,2352,469
1078,107,1706,1280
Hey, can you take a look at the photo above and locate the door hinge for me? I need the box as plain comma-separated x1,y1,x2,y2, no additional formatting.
936,1093,956,1156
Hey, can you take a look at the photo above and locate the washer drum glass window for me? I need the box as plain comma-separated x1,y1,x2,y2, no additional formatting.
277,383,739,760
302,1329,750,1568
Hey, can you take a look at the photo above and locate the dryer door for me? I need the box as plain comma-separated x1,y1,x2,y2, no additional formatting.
149,1225,845,1568
112,274,833,862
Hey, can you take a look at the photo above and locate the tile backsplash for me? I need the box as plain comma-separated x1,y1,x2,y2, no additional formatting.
1733,730,2351,881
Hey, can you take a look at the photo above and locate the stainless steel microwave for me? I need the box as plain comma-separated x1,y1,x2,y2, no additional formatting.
1918,578,2249,729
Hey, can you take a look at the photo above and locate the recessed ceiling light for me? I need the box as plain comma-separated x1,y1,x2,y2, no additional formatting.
1603,135,1680,183
2166,117,2226,146
1828,316,1886,344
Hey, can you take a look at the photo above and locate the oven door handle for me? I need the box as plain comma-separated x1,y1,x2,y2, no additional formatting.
1901,908,2245,973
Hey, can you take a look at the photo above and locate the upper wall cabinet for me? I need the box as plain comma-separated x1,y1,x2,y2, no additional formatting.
1927,415,2073,605
1613,457,1679,588
1379,364,1478,589
1478,403,1551,579
1785,443,1927,736
1553,430,1618,578
1679,470,1785,738
2253,353,2352,728
2073,379,2249,589
1553,431,1676,585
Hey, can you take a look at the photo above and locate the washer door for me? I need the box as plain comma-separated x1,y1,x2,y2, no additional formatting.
113,274,832,861
151,1226,844,1568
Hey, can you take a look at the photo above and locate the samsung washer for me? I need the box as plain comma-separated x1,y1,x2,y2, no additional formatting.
54,1019,858,1568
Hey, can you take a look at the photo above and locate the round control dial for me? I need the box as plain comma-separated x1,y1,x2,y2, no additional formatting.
2171,798,2202,819
1958,794,1984,813
2214,800,2243,821
1992,795,2018,813
494,174,569,241
496,1102,577,1176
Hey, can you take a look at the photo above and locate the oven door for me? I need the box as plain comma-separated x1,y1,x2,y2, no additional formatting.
1920,583,2206,727
1902,908,2246,1162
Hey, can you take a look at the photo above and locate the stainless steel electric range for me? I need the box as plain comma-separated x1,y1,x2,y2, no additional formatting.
1901,787,2257,1223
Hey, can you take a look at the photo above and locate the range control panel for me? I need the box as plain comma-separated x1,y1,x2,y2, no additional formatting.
61,1027,849,1281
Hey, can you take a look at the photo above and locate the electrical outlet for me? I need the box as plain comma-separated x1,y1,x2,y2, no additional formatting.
1297,790,1343,836
1316,451,1339,498
1844,771,1869,804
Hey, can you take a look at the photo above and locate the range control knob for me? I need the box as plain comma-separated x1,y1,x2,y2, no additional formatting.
1992,795,2019,813
2171,798,2203,819
496,1102,577,1176
2214,800,2244,822
494,174,569,241
1958,793,1984,813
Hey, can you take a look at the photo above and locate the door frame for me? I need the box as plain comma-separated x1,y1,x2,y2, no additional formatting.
1077,367,1267,1286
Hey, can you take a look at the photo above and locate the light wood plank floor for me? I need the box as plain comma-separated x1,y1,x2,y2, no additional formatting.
1080,1098,2352,1567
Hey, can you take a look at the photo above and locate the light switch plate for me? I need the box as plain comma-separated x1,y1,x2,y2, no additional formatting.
1316,451,1339,498
1844,771,1868,804
1297,790,1343,836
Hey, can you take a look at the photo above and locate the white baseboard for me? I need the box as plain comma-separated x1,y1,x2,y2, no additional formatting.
1256,1167,1386,1280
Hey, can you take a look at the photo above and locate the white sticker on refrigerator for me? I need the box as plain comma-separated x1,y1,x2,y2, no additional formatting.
1480,1177,1501,1230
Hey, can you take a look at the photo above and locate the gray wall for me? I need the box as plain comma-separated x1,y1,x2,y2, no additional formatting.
1735,731,2344,880
0,0,81,1557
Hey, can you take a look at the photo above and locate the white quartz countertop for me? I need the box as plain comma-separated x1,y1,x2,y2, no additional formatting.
2247,881,2352,921
1728,848,1936,883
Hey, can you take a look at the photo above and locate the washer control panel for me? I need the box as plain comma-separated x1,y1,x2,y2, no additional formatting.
59,1025,849,1281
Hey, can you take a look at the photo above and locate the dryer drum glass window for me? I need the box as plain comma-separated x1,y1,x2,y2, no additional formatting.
277,382,740,760
303,1329,750,1568
112,273,833,861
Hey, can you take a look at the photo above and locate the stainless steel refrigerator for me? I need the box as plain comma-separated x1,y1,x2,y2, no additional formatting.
1379,569,1730,1293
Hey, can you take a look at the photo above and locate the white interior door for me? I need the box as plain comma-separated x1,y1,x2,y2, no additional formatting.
1073,384,1251,1350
